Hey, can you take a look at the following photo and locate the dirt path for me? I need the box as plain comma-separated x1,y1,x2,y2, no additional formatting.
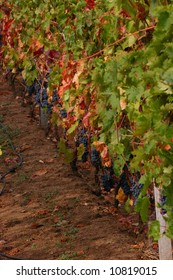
0,73,157,260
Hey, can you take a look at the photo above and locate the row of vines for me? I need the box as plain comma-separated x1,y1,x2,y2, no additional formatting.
0,0,173,240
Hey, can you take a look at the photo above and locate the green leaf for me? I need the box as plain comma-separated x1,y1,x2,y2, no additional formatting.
163,166,172,175
67,121,79,135
141,196,150,222
131,147,147,170
77,144,85,160
139,173,152,195
101,110,115,132
104,59,117,87
144,139,157,155
166,220,173,239
157,11,172,31
57,138,73,164
58,138,67,154
125,197,132,213
115,143,125,155
113,157,124,176
135,115,152,136
135,196,150,222
122,35,136,50
109,92,120,110
162,67,173,85
64,149,74,164
148,220,161,241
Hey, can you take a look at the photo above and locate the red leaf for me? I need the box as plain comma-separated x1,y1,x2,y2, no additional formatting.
45,49,60,64
135,2,147,21
120,9,131,19
33,47,44,57
86,0,95,10
0,4,11,16
4,19,13,31
83,112,91,127
79,99,86,110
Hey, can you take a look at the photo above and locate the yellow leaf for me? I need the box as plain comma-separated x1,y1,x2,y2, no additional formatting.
120,98,127,110
116,187,127,203
93,141,106,152
72,60,85,89
118,87,125,95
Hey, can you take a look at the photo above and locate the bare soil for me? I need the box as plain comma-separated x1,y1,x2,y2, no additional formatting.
0,72,158,260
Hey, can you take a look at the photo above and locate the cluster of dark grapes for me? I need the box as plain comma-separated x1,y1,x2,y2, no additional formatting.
130,181,143,199
35,85,52,112
160,195,167,215
27,84,35,96
52,89,59,102
26,79,59,113
59,109,67,119
76,128,88,162
117,172,131,196
100,174,115,192
116,166,143,199
91,148,101,168
103,164,115,176
130,171,143,199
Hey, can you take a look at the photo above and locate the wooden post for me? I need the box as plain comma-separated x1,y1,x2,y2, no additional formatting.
40,107,49,132
153,182,172,260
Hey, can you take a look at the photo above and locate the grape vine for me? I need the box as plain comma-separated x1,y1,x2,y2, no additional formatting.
1,0,173,240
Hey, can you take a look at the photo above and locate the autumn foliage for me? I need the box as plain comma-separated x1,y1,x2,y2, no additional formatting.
0,0,173,239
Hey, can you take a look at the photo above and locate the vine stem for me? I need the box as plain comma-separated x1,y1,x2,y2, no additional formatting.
76,25,156,62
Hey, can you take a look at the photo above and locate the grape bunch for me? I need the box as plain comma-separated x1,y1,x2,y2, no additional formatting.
117,172,131,196
76,128,88,163
100,174,115,192
34,80,41,95
27,84,35,96
26,78,59,113
59,109,67,119
160,195,167,215
41,88,48,102
52,89,59,102
130,181,143,199
35,87,53,112
91,148,101,168
79,137,88,162
109,165,115,176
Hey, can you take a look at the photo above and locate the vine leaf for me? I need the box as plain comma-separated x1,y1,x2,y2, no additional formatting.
83,112,91,127
149,220,160,241
120,97,127,110
135,196,150,222
72,61,85,90
86,0,95,10
77,144,85,160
